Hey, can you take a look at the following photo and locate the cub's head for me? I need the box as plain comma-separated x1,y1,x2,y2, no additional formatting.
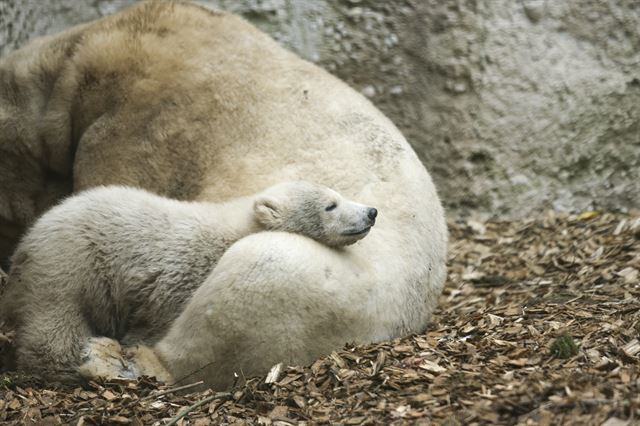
254,181,377,247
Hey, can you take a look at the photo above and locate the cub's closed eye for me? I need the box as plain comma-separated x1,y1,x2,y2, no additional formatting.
325,203,337,212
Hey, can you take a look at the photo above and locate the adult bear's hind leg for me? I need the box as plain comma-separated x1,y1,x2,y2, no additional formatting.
154,232,374,390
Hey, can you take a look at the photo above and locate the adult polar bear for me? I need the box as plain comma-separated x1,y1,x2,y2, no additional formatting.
0,1,447,388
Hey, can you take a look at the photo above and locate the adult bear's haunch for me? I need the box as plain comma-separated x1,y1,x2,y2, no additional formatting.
0,0,447,389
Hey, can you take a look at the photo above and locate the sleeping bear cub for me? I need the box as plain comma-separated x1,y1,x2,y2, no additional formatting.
2,181,377,383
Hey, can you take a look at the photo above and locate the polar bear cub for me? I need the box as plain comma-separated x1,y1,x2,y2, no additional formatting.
2,181,377,383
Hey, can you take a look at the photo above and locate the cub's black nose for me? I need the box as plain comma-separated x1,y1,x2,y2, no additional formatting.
368,208,378,222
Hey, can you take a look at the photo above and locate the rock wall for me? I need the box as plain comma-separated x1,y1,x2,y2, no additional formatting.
1,0,639,217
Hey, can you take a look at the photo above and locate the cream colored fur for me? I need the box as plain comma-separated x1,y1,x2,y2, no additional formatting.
2,182,373,383
0,1,447,388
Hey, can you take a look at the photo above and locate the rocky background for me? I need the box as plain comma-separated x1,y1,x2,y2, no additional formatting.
1,0,638,218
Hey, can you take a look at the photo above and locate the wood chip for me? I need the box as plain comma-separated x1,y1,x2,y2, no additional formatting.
1,212,638,425
622,339,640,357
265,363,284,384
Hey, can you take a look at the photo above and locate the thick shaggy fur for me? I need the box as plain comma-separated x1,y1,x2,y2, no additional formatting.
0,1,447,388
3,182,373,383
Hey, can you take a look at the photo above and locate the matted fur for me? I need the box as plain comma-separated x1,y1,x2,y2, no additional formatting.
0,1,447,389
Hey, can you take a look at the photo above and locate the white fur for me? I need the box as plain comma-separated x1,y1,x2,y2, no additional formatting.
0,1,448,389
2,182,375,383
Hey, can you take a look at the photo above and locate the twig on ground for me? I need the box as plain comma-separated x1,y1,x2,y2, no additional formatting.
140,380,204,402
165,392,231,426
116,380,206,415
173,361,216,385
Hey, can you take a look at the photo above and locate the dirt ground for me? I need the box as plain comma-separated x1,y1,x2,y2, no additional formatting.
1,211,639,425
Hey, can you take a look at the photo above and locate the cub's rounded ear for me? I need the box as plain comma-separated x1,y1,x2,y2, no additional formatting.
254,196,282,226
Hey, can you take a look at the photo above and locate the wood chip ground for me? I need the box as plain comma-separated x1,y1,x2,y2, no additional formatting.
1,211,639,425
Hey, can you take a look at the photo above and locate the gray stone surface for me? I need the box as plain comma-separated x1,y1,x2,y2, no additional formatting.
2,0,639,217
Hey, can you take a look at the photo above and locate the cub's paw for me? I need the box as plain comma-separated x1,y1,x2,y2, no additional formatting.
124,345,173,383
78,337,136,380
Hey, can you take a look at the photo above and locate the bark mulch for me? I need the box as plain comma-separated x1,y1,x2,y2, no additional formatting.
1,211,639,425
